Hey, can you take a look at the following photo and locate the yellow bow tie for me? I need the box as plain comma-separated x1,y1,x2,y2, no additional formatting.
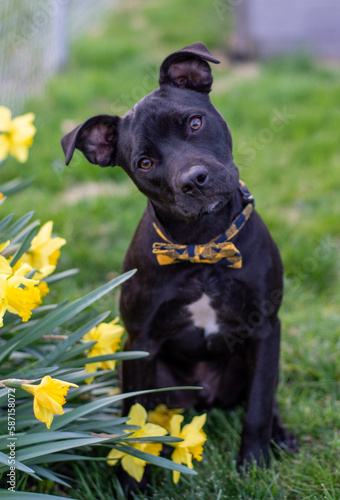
152,183,254,268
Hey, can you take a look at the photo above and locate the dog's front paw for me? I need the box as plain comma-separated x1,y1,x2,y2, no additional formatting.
236,446,270,470
271,428,299,456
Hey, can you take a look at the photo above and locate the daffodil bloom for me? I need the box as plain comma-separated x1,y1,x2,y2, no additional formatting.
37,280,50,298
21,376,78,429
83,317,124,382
0,106,36,163
20,221,66,279
0,257,41,326
169,413,207,484
107,403,167,483
148,404,184,431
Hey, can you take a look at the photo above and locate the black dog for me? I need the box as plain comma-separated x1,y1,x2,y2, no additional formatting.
62,42,298,468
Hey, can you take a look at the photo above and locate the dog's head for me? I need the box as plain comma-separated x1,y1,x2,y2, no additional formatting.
61,42,239,221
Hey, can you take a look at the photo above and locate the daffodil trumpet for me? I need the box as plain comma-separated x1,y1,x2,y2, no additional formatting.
21,375,78,429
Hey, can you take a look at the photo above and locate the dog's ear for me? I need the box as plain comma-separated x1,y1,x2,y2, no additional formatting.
61,115,120,167
159,42,220,93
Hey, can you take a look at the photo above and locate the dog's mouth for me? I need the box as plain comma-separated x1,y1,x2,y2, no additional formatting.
204,196,228,214
172,193,231,221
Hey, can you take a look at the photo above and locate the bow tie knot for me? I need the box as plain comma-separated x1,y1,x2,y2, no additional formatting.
152,182,254,268
152,239,242,267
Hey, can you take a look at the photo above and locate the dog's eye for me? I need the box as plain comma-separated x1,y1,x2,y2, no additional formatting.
189,117,202,130
139,158,153,170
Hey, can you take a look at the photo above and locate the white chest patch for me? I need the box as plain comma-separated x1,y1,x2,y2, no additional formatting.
187,293,219,337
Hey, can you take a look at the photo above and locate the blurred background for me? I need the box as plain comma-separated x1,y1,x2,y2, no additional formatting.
0,1,339,498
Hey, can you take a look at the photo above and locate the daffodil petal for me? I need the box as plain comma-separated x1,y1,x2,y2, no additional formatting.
169,414,184,437
35,392,65,415
173,469,180,484
121,454,145,483
128,403,147,427
33,397,54,429
180,427,206,448
107,448,125,465
0,135,10,162
142,423,167,438
0,106,11,131
172,446,187,466
8,143,29,163
0,298,8,327
142,442,163,460
40,375,78,389
0,240,10,253
189,414,207,431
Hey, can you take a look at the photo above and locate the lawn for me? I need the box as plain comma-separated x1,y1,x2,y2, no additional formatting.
1,0,339,498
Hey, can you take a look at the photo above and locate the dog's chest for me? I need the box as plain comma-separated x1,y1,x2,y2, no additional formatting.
186,293,219,337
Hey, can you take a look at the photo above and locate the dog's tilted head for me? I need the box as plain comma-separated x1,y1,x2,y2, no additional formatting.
61,42,239,221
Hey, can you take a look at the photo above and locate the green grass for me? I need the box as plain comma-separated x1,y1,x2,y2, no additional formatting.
1,0,340,498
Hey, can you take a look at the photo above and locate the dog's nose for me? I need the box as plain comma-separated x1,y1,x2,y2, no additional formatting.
179,165,209,195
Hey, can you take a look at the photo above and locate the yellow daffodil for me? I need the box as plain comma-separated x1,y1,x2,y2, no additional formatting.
21,376,78,429
0,257,41,326
148,404,184,431
169,413,207,484
83,317,124,382
107,403,167,483
20,221,66,279
0,106,36,163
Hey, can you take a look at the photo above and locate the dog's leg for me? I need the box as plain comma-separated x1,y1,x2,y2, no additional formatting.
238,317,281,467
271,400,299,454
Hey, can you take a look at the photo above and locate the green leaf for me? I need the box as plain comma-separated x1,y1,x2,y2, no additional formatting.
0,451,37,477
25,453,90,465
0,389,8,406
58,341,97,362
0,213,14,233
0,491,79,500
44,268,79,284
110,442,197,476
38,311,111,368
9,220,41,247
63,350,149,368
0,269,136,364
32,386,201,433
29,464,71,487
0,178,33,196
48,368,112,385
16,436,112,462
3,211,35,240
69,418,129,433
9,366,59,379
122,436,183,444
0,431,92,449
9,225,40,267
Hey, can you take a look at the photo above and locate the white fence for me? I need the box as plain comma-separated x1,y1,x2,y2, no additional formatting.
0,0,119,113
